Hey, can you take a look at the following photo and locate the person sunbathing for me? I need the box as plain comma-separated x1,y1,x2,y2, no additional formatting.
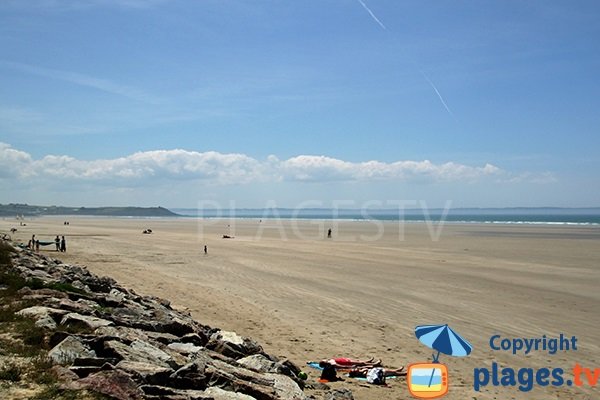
319,357,382,369
348,366,406,378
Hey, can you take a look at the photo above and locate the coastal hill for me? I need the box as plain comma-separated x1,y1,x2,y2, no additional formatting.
0,204,179,218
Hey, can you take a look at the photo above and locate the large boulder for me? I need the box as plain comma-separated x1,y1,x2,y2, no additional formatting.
104,339,176,368
61,312,114,330
169,360,208,390
75,370,144,400
207,330,263,359
48,336,96,365
116,360,173,385
16,305,67,329
167,342,203,355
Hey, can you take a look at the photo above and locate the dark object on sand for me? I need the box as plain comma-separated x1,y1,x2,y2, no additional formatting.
222,235,233,239
320,363,338,382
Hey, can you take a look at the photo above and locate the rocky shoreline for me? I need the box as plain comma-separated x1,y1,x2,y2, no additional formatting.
0,240,353,400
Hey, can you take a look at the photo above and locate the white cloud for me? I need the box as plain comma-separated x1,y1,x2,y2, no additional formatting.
277,155,501,182
1,142,551,187
0,143,34,179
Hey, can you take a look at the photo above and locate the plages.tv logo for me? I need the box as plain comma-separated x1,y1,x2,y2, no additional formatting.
408,324,473,399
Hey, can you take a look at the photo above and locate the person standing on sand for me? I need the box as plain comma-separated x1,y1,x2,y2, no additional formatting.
31,234,35,249
55,235,60,251
204,245,207,255
60,236,66,252
35,240,40,252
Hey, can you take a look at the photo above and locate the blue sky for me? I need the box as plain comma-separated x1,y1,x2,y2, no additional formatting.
1,0,599,208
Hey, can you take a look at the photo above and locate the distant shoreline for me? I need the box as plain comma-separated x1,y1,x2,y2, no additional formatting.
0,204,178,218
3,204,600,225
17,214,598,226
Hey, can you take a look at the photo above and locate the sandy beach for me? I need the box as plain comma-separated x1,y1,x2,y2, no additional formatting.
2,216,599,399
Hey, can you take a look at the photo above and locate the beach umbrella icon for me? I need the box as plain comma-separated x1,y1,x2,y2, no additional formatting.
415,324,473,387
415,324,472,361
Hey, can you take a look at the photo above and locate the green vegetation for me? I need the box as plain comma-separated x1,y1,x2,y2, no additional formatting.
0,203,179,217
0,242,104,398
0,362,22,382
30,386,114,400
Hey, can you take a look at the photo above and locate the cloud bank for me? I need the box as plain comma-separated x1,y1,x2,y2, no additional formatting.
0,142,505,186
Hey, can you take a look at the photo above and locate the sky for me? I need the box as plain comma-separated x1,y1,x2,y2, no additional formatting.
1,0,599,208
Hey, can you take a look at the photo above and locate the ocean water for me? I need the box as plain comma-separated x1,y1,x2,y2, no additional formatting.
172,208,600,226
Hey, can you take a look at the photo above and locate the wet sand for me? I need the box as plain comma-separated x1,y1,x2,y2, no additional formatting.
3,217,599,399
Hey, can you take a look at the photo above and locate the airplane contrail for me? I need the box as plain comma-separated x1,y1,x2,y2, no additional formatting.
357,0,387,30
353,1,456,120
420,70,456,120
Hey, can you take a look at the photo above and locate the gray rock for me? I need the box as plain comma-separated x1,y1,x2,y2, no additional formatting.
28,268,56,281
73,357,119,367
204,386,258,399
116,360,173,384
180,332,208,346
95,325,150,343
208,330,263,359
140,385,214,400
16,305,66,321
146,330,180,345
237,354,279,373
61,312,114,330
48,336,96,365
56,298,98,314
169,360,207,390
106,288,126,305
326,388,354,400
105,339,174,368
167,342,203,355
69,365,105,378
75,369,144,400
35,314,58,329
19,287,69,301
51,365,79,382
264,373,305,400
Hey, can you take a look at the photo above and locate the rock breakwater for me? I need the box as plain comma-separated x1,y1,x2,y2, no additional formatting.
0,240,349,399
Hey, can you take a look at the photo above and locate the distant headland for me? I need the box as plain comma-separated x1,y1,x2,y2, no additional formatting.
0,203,179,217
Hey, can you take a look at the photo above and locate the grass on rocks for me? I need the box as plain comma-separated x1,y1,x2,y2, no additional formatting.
0,241,105,398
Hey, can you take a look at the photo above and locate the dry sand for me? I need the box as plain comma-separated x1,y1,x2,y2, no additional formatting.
2,216,599,399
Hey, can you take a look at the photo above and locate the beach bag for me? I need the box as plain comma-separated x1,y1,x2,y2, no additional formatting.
366,367,386,384
320,364,337,381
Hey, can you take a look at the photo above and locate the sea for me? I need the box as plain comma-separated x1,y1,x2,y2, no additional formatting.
171,208,600,226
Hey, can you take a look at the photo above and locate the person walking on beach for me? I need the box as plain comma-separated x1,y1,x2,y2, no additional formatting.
55,235,60,251
31,234,35,249
327,228,332,238
60,236,66,252
204,245,207,255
